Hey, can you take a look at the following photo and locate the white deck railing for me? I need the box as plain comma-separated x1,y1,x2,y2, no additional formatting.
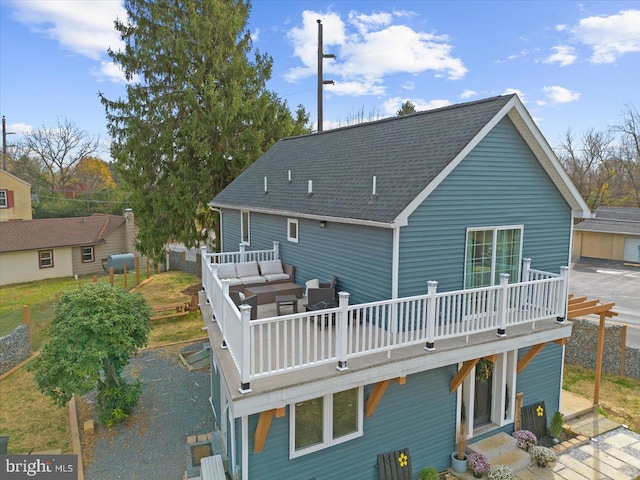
203,242,280,265
200,249,569,393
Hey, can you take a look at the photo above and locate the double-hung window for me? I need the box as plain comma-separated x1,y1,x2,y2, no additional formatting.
0,190,7,208
82,246,95,263
465,226,523,288
290,387,363,457
39,250,54,268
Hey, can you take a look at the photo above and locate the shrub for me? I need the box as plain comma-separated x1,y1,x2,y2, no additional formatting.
468,452,490,475
488,465,513,480
530,446,557,467
96,380,142,427
418,466,439,480
512,429,537,451
550,411,563,438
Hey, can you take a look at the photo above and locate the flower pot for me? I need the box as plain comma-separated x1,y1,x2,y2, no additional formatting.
451,452,468,473
474,471,483,478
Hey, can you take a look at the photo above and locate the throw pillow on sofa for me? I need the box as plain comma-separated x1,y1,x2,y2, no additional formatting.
216,262,237,279
236,261,266,285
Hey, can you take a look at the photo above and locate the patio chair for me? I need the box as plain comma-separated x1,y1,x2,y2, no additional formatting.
307,276,337,305
229,291,258,320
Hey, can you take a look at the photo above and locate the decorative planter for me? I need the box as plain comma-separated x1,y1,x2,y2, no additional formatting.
451,453,468,473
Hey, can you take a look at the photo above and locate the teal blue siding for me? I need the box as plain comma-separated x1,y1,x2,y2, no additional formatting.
399,117,572,297
221,210,241,252
222,210,393,305
516,343,564,425
244,366,457,479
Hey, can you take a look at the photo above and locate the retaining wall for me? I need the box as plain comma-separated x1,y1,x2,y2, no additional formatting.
0,325,30,375
167,249,202,278
566,319,640,379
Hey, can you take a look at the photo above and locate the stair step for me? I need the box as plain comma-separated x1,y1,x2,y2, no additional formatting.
469,432,517,458
487,447,531,472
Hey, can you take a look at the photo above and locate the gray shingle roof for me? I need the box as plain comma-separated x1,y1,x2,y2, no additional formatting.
575,207,640,235
0,214,125,253
211,95,515,224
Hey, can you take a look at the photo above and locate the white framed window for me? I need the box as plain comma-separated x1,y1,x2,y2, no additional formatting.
287,218,298,243
464,225,523,288
290,387,363,458
241,210,250,245
39,250,54,269
0,190,7,208
82,246,95,263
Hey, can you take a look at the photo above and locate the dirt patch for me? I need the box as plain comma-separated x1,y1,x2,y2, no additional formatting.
181,283,202,296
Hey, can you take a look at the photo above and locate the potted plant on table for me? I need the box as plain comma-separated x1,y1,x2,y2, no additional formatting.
468,452,490,478
451,421,468,473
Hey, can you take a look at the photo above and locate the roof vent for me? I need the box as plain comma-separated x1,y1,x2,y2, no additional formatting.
264,176,268,194
308,180,313,196
372,176,377,196
288,170,292,183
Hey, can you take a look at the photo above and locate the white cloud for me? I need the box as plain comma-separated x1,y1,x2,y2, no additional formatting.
7,123,33,135
251,28,260,43
328,80,385,97
381,97,450,116
571,9,640,63
460,89,477,99
503,88,527,103
284,8,467,95
537,86,581,105
544,45,577,66
402,81,415,91
91,61,137,84
555,24,568,32
10,1,126,60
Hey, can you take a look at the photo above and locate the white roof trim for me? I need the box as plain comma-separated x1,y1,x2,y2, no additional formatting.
394,95,592,225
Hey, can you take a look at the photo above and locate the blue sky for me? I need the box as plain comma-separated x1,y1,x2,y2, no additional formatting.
1,1,639,160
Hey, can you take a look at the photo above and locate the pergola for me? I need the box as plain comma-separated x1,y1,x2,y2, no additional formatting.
567,295,618,406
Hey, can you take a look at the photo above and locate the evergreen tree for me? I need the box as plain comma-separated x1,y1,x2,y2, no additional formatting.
100,0,310,260
396,101,417,116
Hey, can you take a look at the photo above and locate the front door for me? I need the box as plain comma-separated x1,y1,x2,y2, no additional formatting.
474,371,493,426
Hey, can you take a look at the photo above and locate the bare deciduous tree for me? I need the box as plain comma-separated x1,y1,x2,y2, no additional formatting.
25,117,99,193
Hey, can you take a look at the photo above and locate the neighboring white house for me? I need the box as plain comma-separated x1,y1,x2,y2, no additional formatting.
0,210,138,286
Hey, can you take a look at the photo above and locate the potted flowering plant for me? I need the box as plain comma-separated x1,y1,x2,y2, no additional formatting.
487,465,513,480
512,429,537,451
468,452,490,478
529,446,557,467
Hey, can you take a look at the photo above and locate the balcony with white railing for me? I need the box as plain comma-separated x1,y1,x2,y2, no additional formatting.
200,247,569,393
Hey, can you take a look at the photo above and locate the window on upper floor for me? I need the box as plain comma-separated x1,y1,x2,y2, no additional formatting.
82,246,95,263
39,250,54,269
241,210,250,245
0,190,7,208
290,387,363,458
287,218,298,243
464,226,523,288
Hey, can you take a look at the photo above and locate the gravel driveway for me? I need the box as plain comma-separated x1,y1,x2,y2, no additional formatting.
84,343,213,480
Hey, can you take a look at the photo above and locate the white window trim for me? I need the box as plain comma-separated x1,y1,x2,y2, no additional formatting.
460,350,517,438
463,225,524,287
241,210,250,245
289,386,364,458
0,190,7,208
287,218,299,243
82,246,95,263
39,250,54,269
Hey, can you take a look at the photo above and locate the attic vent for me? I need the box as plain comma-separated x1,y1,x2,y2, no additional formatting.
308,180,313,195
372,176,377,196
264,177,268,193
288,170,292,182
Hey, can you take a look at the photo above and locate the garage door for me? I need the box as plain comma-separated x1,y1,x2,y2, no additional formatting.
624,237,640,262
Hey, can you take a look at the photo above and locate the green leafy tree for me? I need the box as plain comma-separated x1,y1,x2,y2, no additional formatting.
396,100,417,116
100,0,310,261
29,283,151,426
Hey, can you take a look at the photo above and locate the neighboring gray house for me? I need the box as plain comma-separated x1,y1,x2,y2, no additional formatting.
200,94,590,479
573,206,640,263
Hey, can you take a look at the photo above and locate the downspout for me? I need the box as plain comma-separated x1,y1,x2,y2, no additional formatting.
209,205,223,252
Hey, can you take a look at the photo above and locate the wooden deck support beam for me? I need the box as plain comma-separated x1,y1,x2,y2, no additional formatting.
366,377,406,417
254,407,286,453
517,343,546,373
450,359,479,392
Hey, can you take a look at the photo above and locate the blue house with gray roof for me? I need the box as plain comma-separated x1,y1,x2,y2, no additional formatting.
198,94,590,479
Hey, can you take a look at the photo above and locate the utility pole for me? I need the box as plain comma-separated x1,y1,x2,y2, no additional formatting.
317,19,335,132
2,116,7,171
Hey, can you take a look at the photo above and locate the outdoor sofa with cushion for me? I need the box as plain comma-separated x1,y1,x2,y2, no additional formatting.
214,259,295,292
